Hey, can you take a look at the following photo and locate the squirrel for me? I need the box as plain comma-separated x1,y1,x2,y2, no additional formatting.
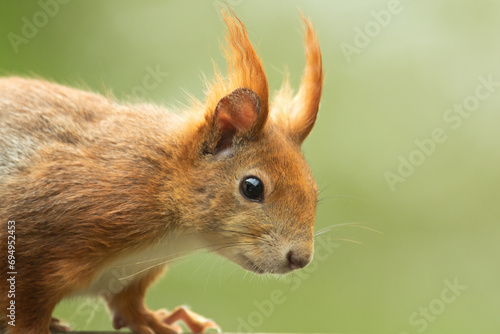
0,8,323,334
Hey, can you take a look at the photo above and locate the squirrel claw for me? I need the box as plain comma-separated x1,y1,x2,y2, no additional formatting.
160,305,221,333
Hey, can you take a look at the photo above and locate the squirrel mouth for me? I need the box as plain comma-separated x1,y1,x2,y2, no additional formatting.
239,255,265,274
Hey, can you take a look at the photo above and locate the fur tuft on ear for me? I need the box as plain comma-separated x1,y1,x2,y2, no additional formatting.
204,8,269,135
271,14,323,144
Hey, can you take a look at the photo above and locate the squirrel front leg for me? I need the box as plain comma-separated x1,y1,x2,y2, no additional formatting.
105,264,180,334
106,264,219,334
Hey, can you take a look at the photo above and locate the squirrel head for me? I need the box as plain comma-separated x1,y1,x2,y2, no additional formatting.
176,9,323,274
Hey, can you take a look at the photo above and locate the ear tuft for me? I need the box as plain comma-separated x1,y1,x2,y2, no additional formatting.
203,8,269,141
212,87,262,153
286,14,323,144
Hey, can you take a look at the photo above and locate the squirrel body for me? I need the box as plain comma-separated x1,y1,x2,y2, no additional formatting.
0,10,323,334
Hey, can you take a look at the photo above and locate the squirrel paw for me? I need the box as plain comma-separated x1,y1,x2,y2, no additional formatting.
112,306,219,334
50,317,72,331
112,309,179,334
158,306,221,333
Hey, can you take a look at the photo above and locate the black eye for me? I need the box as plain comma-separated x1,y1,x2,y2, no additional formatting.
240,176,264,202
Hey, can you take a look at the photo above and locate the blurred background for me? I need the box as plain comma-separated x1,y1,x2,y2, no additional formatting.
1,1,499,333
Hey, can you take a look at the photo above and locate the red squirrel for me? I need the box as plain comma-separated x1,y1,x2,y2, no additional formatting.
0,9,323,334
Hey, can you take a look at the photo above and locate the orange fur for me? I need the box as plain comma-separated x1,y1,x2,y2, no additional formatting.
271,14,323,143
204,9,269,134
0,9,323,334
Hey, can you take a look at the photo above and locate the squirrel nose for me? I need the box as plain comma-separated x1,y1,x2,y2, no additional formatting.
287,250,310,270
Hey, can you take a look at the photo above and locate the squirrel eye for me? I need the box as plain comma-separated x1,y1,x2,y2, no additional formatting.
240,176,264,202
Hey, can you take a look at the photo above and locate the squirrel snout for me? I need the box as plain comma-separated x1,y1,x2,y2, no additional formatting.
286,250,312,270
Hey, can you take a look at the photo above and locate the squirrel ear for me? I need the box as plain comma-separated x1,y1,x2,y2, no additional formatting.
212,87,263,153
289,15,323,144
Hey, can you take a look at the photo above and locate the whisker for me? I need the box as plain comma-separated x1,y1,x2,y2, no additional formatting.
118,242,250,281
228,265,240,278
314,222,367,236
314,222,383,237
349,224,383,234
116,240,255,268
321,193,371,202
115,243,219,267
324,237,363,245
189,252,213,283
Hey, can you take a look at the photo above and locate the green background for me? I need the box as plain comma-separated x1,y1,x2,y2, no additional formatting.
1,1,499,333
